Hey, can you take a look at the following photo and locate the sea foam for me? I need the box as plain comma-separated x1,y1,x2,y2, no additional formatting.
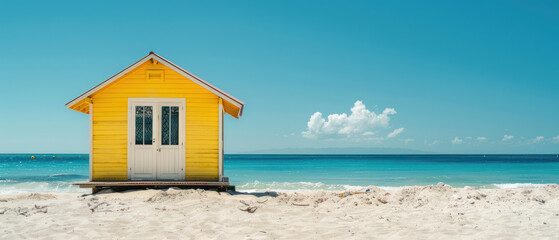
237,180,365,193
492,183,549,189
0,181,88,194
235,180,405,193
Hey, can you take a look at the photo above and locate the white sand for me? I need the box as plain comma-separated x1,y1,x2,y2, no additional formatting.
1,183,558,239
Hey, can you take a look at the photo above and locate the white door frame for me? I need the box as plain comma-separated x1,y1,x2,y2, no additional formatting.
127,98,186,180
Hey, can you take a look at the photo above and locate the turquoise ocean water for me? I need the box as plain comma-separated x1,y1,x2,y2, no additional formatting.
1,154,558,193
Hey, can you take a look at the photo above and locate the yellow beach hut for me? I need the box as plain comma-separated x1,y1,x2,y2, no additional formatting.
67,52,243,192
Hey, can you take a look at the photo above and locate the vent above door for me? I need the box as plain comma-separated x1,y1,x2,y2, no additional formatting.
146,70,164,82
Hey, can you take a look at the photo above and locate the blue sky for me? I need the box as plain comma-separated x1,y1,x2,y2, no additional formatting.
0,1,558,154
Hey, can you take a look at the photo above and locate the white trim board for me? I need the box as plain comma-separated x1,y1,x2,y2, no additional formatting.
66,52,244,117
89,103,93,181
218,100,223,182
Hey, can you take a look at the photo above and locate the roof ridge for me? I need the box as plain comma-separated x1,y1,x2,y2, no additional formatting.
65,52,244,117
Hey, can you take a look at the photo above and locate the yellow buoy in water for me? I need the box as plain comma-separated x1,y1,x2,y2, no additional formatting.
31,156,35,159
52,156,55,159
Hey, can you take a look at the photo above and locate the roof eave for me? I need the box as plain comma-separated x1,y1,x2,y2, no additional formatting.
65,52,154,108
65,52,245,118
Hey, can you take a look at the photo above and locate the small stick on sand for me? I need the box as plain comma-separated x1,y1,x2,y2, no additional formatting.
90,202,108,212
238,206,258,213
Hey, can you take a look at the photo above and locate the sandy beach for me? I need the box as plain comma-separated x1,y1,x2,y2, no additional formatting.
1,183,558,240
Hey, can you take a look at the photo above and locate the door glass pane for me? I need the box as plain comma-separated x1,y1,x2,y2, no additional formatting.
135,106,144,145
161,106,179,146
170,107,179,145
161,106,170,145
135,105,152,145
144,106,152,145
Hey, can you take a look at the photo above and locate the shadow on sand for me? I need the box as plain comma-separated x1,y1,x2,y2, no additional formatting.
86,187,279,198
226,190,279,198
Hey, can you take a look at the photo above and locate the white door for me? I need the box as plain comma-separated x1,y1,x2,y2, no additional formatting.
156,104,185,180
128,99,185,180
130,103,157,180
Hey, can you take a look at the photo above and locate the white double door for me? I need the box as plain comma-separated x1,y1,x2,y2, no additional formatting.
128,99,185,180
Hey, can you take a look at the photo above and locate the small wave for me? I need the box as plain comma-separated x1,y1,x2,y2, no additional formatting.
431,176,452,180
237,180,365,193
48,174,86,178
235,180,405,193
49,174,71,177
238,181,556,192
0,181,88,194
492,183,549,189
0,180,18,183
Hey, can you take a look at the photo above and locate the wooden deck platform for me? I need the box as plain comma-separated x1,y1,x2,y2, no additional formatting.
74,179,234,193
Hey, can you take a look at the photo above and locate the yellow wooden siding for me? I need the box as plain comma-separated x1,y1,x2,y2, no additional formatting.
91,61,219,181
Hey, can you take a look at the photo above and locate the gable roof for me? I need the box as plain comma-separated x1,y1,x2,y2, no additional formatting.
65,52,244,117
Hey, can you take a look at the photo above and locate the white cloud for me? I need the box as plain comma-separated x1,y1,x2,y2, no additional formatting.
387,128,404,139
452,136,463,144
477,137,487,141
531,136,544,144
426,140,439,146
302,101,399,140
553,135,559,143
502,135,514,142
404,138,414,144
